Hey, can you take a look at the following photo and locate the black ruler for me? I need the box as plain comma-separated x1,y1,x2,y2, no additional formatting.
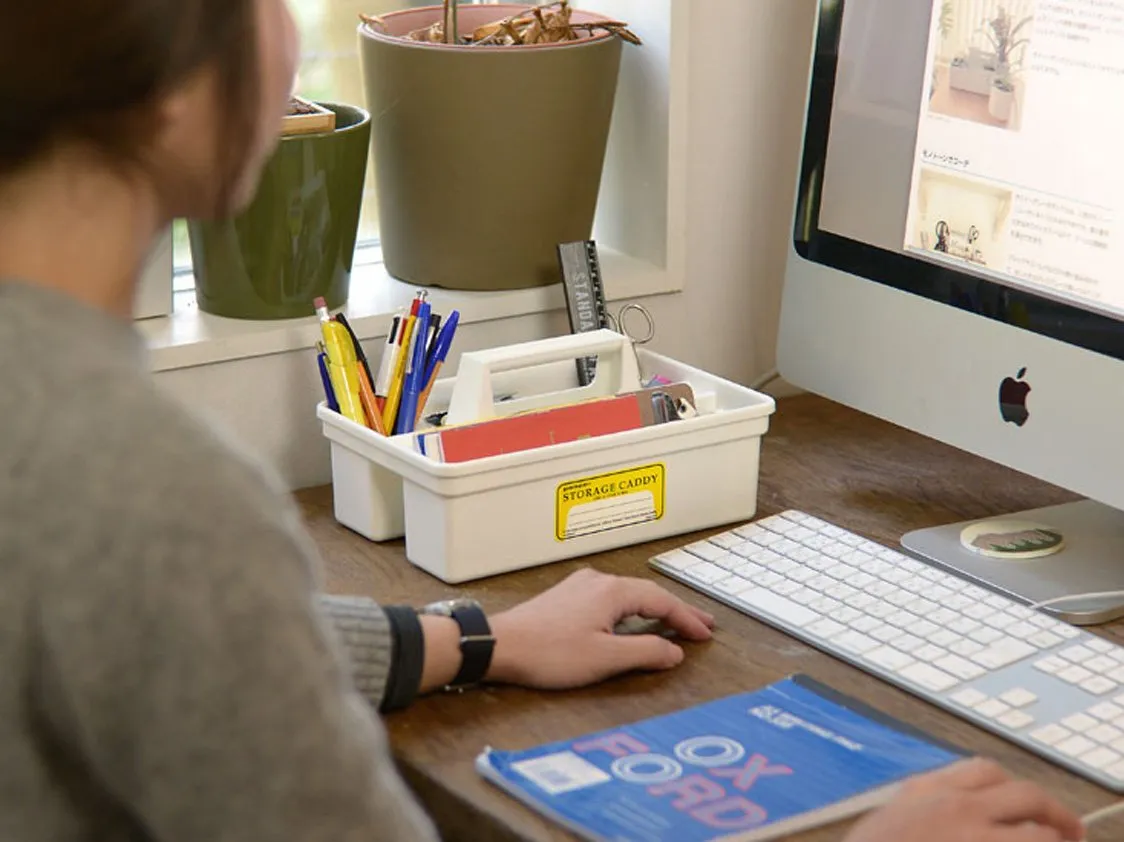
557,240,610,386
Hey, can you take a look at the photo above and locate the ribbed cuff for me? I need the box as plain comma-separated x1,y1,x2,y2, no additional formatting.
381,606,425,712
320,595,395,707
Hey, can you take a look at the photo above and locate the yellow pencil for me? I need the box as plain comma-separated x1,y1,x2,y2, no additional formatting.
382,315,415,432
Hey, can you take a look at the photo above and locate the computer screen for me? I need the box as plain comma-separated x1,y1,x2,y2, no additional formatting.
826,0,1119,313
779,0,1124,621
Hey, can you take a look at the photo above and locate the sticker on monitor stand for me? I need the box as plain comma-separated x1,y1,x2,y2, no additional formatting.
555,464,665,541
959,519,1065,560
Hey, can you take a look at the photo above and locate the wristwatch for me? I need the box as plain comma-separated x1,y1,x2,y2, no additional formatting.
419,598,495,690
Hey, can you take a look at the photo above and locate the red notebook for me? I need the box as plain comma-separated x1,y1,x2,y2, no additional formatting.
419,383,695,463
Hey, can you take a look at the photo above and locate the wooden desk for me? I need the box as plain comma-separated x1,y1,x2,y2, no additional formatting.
298,394,1124,841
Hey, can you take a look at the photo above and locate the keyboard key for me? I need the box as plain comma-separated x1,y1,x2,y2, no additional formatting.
836,631,880,655
998,710,1035,730
1085,656,1117,674
970,627,1004,645
1057,735,1097,758
971,640,1036,670
975,699,1011,719
654,549,699,571
1007,621,1039,639
733,589,818,628
1059,665,1094,685
1083,677,1118,696
915,644,947,663
900,663,958,692
1088,638,1115,653
681,562,727,585
1028,631,1063,649
949,639,985,657
686,541,727,562
935,655,985,681
806,618,846,639
1090,702,1124,722
999,689,1037,708
866,646,914,672
929,630,961,648
1031,724,1071,747
1105,762,1124,782
1061,645,1095,663
1061,713,1098,733
709,531,743,550
1083,747,1122,771
1034,656,1066,675
870,624,902,643
850,616,882,634
950,688,988,707
892,634,926,654
732,523,766,540
1089,724,1123,744
711,574,749,593
947,617,981,636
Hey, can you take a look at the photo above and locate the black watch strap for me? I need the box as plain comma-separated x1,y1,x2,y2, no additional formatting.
448,601,495,689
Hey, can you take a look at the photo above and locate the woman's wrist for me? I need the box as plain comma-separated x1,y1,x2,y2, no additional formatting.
417,614,462,693
485,610,524,685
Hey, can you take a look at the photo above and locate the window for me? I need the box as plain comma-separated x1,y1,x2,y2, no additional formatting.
172,0,435,288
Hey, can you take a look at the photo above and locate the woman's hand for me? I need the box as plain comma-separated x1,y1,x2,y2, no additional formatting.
843,759,1085,842
486,568,715,689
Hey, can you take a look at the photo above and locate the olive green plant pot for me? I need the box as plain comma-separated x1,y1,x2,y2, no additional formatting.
188,102,371,320
360,4,623,291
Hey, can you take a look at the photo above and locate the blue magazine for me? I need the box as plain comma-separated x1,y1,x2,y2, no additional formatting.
476,675,966,842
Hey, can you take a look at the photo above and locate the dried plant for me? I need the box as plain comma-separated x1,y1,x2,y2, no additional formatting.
361,1,641,47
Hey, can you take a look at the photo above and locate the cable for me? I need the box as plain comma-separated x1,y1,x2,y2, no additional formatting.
1028,590,1124,611
750,368,780,391
1083,799,1124,829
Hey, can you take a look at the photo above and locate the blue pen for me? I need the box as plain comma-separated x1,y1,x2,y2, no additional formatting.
422,309,459,386
316,342,339,412
395,301,431,435
412,310,460,429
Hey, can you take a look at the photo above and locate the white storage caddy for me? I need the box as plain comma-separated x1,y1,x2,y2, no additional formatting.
317,329,775,583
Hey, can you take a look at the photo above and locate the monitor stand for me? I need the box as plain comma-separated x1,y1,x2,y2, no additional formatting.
901,500,1124,626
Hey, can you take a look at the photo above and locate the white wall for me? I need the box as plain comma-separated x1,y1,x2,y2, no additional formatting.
156,0,819,490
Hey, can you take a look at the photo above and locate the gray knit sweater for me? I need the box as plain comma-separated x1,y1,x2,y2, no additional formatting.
0,282,438,840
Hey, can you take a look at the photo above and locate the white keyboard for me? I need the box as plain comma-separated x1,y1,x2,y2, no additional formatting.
650,509,1124,792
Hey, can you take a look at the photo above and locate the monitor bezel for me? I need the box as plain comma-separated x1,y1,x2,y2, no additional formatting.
793,0,1124,362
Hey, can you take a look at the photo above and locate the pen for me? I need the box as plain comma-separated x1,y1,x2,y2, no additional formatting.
316,341,339,413
382,313,415,432
396,301,431,435
373,315,401,414
425,313,442,368
314,297,367,427
415,309,459,427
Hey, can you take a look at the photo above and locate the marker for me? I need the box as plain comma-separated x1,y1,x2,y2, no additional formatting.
314,297,366,426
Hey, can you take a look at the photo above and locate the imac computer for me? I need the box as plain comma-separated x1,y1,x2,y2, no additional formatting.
778,0,1124,625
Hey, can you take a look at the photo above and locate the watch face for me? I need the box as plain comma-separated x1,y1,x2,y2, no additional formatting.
424,598,479,616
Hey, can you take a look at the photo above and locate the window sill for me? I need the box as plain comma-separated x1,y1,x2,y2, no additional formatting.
138,245,680,373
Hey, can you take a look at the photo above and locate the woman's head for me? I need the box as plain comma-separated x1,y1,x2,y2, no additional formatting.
0,0,298,219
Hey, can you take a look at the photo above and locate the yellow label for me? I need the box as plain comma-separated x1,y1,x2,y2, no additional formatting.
555,463,665,541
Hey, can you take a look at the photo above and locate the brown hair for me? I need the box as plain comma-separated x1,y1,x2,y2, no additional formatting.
0,1,259,209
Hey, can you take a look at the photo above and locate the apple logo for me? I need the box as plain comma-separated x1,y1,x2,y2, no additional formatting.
999,367,1031,426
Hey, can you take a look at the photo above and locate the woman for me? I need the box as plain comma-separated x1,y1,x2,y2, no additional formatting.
0,1,1085,840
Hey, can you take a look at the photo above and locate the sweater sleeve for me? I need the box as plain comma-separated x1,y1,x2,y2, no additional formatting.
27,385,441,842
318,596,425,712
